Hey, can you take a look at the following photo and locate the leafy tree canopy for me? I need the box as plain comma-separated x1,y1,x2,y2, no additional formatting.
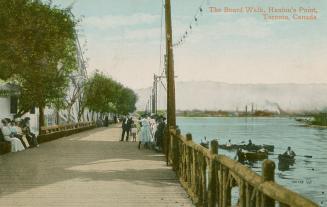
0,0,79,117
84,72,137,115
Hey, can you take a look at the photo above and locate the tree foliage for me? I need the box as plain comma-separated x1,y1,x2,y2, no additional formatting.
0,0,136,125
84,72,137,115
0,0,79,124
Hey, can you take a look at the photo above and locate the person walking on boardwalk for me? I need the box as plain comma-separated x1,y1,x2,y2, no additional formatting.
154,116,166,151
138,115,152,149
120,116,133,141
120,117,129,141
131,119,139,142
126,117,133,141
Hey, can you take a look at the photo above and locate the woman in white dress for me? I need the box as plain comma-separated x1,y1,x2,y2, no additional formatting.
1,119,25,152
10,120,30,148
138,116,153,149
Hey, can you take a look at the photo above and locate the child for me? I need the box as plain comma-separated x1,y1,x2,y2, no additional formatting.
131,123,137,142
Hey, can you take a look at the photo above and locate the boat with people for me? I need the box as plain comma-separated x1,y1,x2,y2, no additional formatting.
278,154,295,165
237,148,268,162
200,142,209,149
277,147,297,171
278,154,295,171
219,143,274,152
200,136,209,149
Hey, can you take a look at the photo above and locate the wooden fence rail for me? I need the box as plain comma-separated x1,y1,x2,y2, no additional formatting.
38,121,96,143
40,121,95,135
166,128,319,207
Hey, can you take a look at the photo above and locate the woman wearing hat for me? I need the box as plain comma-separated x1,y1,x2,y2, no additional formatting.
1,119,25,152
22,117,39,147
10,120,30,148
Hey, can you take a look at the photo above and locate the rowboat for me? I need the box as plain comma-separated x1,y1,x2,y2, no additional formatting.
278,154,295,165
219,144,274,152
237,149,268,162
200,142,209,149
278,154,295,171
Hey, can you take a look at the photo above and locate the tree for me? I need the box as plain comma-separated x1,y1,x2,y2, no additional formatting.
84,72,137,116
115,87,137,115
84,73,119,113
0,0,79,132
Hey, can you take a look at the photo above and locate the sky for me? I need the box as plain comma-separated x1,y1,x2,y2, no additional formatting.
51,0,327,89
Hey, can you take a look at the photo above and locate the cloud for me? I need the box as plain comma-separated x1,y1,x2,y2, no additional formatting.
124,28,161,41
198,17,272,42
216,17,272,38
83,13,160,30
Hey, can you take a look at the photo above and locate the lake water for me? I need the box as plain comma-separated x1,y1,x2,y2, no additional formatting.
177,117,327,206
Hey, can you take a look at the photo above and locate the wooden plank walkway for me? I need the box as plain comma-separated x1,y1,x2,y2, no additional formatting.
0,125,193,207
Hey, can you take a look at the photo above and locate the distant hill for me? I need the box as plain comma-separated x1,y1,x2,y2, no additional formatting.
135,81,327,112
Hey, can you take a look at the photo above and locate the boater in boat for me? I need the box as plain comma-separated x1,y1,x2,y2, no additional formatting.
200,136,209,148
278,146,296,166
226,139,232,147
283,146,296,157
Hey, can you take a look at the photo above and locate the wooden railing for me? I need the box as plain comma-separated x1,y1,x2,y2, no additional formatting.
40,122,95,135
166,128,319,207
38,122,96,143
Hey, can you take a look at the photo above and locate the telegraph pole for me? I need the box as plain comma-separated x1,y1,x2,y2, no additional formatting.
155,75,158,114
152,75,156,114
165,0,176,128
149,95,152,114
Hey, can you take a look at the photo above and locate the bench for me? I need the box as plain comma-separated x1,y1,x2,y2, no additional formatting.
0,131,11,155
40,125,59,134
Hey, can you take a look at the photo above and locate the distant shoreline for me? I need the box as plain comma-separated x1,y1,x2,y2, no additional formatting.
176,115,289,118
298,124,327,129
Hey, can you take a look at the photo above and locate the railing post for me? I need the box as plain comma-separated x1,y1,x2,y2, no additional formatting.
164,127,170,165
239,180,246,207
172,128,180,172
262,159,276,207
208,140,218,207
201,153,207,206
186,133,192,188
186,133,192,141
222,167,231,207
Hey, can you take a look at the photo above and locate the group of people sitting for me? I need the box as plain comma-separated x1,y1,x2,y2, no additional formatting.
0,117,39,153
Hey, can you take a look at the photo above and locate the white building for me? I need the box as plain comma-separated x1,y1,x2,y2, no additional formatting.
0,83,38,133
0,37,106,132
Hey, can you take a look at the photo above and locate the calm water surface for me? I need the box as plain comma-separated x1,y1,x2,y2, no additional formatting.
177,117,327,206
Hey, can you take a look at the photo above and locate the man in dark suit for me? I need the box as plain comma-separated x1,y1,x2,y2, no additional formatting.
120,116,133,141
120,116,127,141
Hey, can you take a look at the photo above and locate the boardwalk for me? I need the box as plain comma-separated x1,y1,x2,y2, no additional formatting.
0,125,193,207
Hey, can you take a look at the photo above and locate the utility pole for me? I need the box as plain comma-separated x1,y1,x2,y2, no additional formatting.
149,95,152,114
145,101,148,113
155,75,158,114
154,74,173,115
165,0,176,128
152,75,157,114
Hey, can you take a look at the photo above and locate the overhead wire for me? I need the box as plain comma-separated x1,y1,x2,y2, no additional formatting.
154,0,210,111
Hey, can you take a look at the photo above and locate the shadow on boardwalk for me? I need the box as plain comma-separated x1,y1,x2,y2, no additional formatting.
0,125,193,207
